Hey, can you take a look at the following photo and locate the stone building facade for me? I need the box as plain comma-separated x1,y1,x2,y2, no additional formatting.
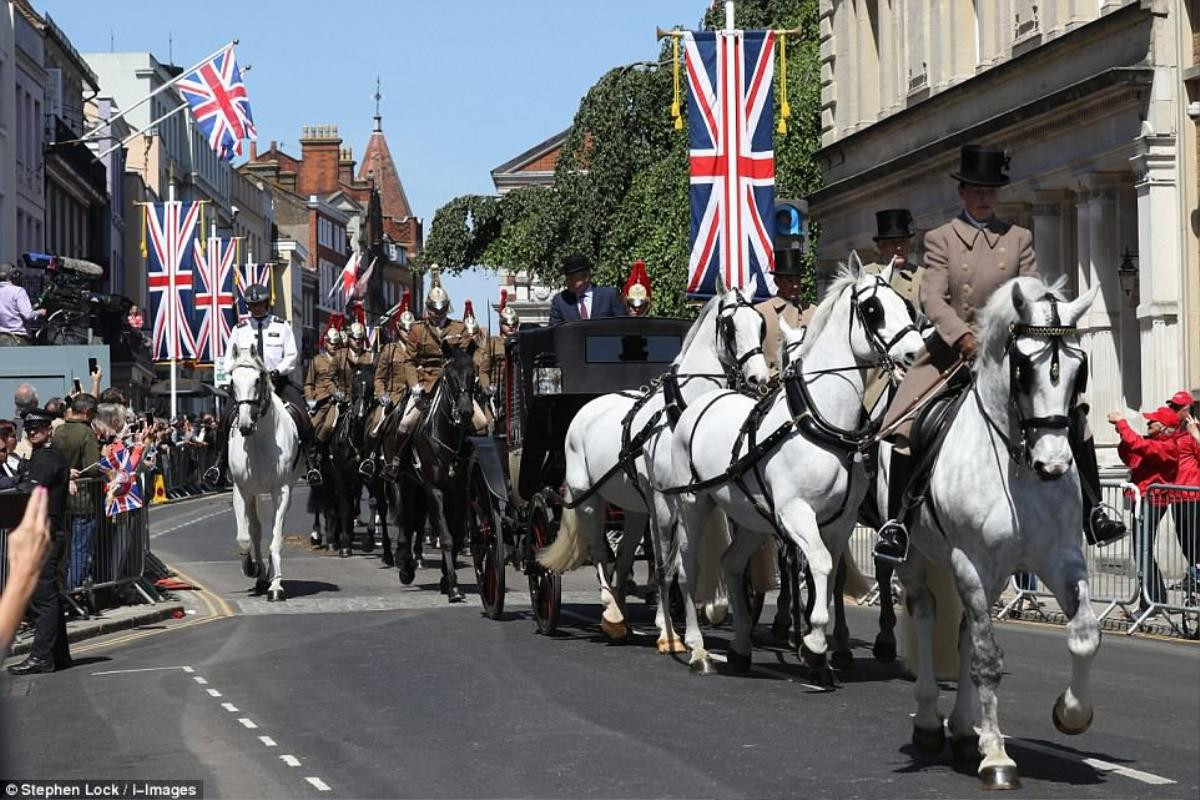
810,0,1200,463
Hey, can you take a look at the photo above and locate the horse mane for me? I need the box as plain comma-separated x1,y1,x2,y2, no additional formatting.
675,293,721,363
977,275,1068,363
799,266,858,358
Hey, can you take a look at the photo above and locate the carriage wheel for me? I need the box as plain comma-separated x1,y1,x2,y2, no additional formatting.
467,456,505,620
527,494,562,635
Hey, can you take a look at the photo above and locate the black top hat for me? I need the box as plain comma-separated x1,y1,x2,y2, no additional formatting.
771,244,806,276
873,209,914,241
562,254,593,275
951,145,1010,186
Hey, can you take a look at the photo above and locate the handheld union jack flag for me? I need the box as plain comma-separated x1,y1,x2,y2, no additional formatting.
684,30,777,302
192,235,238,364
98,441,145,517
176,43,256,160
146,201,202,361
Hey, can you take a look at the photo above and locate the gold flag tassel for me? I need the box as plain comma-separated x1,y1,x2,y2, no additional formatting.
198,202,207,260
671,33,683,130
777,32,791,136
140,204,148,259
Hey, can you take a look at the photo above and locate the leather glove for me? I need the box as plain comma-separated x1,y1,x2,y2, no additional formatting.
269,369,280,380
334,390,346,403
306,400,316,414
410,386,423,398
378,394,391,407
955,332,980,361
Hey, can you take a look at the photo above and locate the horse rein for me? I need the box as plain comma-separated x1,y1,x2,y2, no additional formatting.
232,362,271,424
715,292,768,392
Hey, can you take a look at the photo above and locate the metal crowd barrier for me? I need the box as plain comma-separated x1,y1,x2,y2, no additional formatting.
154,443,215,500
1126,483,1200,636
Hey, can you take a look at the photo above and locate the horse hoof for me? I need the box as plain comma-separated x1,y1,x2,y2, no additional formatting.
911,722,946,755
267,588,286,602
338,548,351,559
381,551,395,568
1052,693,1094,735
600,618,629,641
950,734,981,763
727,648,752,673
872,637,897,663
309,533,322,548
398,563,416,585
799,642,827,670
447,587,466,603
770,621,791,642
809,665,837,688
657,636,687,654
241,553,259,579
830,649,854,671
253,578,269,596
689,657,716,675
978,764,1021,790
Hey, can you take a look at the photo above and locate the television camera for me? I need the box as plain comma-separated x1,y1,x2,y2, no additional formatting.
20,252,132,346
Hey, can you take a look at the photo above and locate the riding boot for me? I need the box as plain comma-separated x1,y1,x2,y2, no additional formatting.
203,408,234,486
286,404,324,486
1070,406,1126,546
874,451,913,564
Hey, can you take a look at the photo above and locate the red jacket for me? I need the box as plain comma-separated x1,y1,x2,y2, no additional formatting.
1115,420,1177,505
1170,429,1200,499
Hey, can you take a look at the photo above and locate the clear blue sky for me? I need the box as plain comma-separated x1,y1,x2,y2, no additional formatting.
39,0,711,328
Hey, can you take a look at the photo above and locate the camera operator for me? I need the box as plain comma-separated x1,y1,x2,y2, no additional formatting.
0,262,45,346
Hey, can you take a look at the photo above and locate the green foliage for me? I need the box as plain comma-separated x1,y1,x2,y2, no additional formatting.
421,0,822,314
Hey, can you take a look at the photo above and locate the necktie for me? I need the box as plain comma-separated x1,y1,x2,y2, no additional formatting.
256,320,265,359
579,295,589,320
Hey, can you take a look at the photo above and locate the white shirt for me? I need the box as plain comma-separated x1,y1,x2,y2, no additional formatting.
223,314,298,377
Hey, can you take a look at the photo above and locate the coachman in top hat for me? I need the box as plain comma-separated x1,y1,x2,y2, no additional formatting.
874,145,1126,563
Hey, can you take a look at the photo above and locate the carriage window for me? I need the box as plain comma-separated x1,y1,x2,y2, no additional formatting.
585,335,682,363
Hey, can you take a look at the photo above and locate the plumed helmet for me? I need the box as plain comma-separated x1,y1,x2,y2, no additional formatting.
462,300,478,334
426,271,450,312
498,289,519,326
324,327,343,347
399,308,416,332
348,322,367,341
245,284,271,305
623,260,652,308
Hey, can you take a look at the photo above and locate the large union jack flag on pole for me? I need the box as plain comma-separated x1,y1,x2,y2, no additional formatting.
192,235,238,364
684,30,777,302
146,201,202,361
177,43,257,160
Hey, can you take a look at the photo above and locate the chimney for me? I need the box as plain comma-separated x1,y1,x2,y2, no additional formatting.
249,141,258,160
298,124,341,197
338,147,355,186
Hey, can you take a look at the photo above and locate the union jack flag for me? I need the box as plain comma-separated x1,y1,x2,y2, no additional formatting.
176,43,256,160
145,201,202,361
192,235,238,363
99,440,145,517
684,30,777,301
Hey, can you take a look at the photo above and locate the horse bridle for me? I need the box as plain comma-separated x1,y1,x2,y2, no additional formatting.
715,291,767,391
849,276,919,371
232,363,271,426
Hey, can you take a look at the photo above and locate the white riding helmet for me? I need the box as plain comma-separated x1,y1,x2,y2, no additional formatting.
348,322,367,343
324,327,343,348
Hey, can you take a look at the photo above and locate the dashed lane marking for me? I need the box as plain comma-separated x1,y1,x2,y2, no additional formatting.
280,756,300,767
221,702,239,712
1002,735,1176,786
305,777,331,792
91,666,193,676
150,506,233,538
193,676,208,685
259,736,276,747
237,718,258,729
206,689,222,697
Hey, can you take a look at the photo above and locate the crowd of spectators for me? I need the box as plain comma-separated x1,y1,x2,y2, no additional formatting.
1108,390,1200,605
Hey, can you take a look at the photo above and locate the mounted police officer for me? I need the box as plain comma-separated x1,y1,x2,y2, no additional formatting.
204,284,322,486
863,208,926,413
756,241,816,373
874,145,1125,563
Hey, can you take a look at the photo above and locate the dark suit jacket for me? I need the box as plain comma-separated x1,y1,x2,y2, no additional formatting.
548,285,627,324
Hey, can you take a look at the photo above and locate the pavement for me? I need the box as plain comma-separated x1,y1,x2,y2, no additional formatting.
2,486,1197,799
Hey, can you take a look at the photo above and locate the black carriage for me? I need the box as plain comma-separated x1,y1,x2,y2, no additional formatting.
466,316,693,632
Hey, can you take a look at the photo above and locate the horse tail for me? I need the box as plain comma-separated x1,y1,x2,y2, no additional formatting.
691,508,731,606
536,491,589,573
841,549,872,599
899,556,962,681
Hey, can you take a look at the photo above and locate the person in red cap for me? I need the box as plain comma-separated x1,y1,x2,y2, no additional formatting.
1108,407,1180,606
1162,391,1200,591
623,260,652,317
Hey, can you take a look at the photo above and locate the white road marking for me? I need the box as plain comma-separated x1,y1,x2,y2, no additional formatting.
221,702,239,712
182,666,194,673
258,736,276,747
705,651,829,691
92,666,192,676
150,506,232,538
237,718,258,729
281,755,300,767
1002,736,1176,786
206,688,222,697
193,676,208,685
305,777,331,791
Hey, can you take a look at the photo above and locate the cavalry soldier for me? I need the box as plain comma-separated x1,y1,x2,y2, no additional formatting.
360,293,414,477
624,260,652,317
305,324,352,447
205,284,323,486
756,242,816,373
863,208,925,414
490,291,518,393
874,145,1125,562
397,276,487,435
345,320,373,369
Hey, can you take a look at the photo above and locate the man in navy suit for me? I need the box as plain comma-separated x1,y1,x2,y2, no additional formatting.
548,254,627,324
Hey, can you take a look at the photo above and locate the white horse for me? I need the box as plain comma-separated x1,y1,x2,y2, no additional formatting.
667,256,924,678
538,284,770,652
227,346,302,602
892,277,1100,790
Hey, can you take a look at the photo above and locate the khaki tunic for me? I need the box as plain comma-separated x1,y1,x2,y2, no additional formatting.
304,349,352,442
755,296,816,373
863,262,925,412
404,319,473,392
881,215,1038,439
469,331,492,393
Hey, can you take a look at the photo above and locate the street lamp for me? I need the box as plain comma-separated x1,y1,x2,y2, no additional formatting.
1117,248,1139,306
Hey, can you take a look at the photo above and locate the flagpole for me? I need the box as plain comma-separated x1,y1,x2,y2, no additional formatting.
72,40,239,146
94,102,190,160
168,183,178,422
725,1,735,30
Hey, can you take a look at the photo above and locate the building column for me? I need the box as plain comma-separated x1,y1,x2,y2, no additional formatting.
1075,176,1123,458
1031,190,1073,287
1132,133,1184,410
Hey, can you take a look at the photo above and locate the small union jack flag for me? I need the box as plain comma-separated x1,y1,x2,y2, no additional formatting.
146,201,202,361
192,235,238,364
99,441,145,517
684,30,777,301
176,43,256,161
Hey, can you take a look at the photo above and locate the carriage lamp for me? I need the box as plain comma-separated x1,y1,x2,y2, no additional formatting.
534,367,563,396
1117,248,1139,305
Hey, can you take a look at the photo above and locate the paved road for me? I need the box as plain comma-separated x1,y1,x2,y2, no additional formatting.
4,488,1198,799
